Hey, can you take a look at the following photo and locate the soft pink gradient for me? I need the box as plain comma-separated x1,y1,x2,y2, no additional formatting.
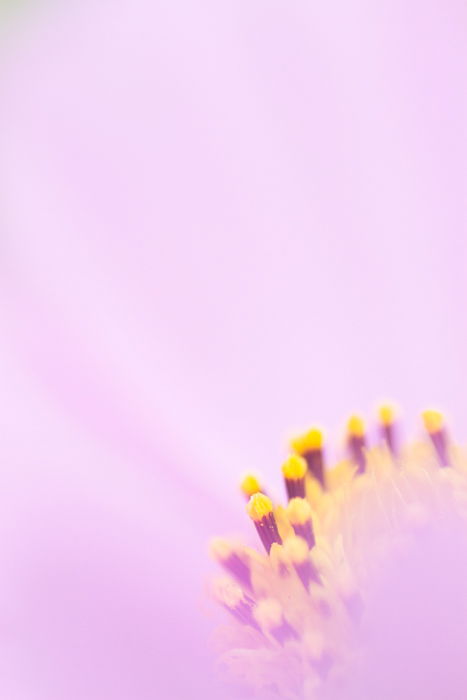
341,520,467,700
0,0,466,697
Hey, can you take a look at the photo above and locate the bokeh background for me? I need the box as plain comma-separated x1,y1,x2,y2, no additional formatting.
0,0,466,697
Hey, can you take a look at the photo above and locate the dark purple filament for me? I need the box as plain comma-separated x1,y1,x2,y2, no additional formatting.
348,435,366,474
285,476,306,500
222,552,253,591
254,512,283,553
380,423,398,456
224,594,260,630
292,520,315,549
430,428,449,467
303,448,325,487
294,559,319,589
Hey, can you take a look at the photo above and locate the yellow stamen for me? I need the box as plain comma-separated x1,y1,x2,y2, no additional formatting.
240,473,262,498
283,535,309,565
281,454,307,481
422,409,444,434
286,497,312,526
378,403,396,426
246,493,273,522
269,542,290,576
347,414,365,437
211,402,464,692
290,427,324,454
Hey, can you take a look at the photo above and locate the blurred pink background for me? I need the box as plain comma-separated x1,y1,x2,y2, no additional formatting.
0,0,466,697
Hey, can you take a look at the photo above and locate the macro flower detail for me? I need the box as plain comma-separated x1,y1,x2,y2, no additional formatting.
210,407,467,699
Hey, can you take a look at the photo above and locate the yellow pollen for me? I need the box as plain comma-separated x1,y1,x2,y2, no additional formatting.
211,402,466,695
240,473,262,497
290,427,324,454
253,598,283,630
246,492,273,521
282,454,307,480
283,535,309,564
286,497,312,526
422,409,444,434
347,414,365,437
378,403,396,426
269,542,290,573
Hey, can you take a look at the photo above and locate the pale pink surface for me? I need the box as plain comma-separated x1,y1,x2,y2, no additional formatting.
339,522,467,700
0,0,466,697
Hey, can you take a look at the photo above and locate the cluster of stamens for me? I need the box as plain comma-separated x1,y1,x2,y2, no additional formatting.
210,406,463,698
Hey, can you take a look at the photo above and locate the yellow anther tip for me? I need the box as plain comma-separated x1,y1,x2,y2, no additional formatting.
347,414,365,437
378,404,396,426
269,542,284,559
282,454,307,480
286,497,312,526
246,493,273,521
240,473,262,497
283,535,309,564
290,427,324,454
269,543,289,571
422,409,444,434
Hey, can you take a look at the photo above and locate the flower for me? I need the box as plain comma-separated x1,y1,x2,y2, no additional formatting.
210,406,467,698
1,0,466,698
